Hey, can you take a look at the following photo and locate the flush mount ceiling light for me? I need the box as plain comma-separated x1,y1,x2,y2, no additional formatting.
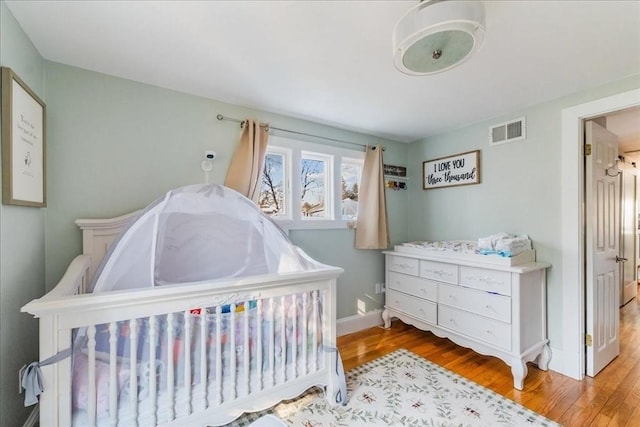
393,0,486,76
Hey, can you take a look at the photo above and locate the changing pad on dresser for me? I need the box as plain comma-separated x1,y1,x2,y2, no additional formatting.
393,240,536,266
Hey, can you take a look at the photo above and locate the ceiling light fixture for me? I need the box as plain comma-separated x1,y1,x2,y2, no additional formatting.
393,0,486,76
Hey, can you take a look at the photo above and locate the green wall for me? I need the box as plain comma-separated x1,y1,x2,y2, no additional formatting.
4,5,639,424
44,61,408,321
407,74,640,351
0,1,46,425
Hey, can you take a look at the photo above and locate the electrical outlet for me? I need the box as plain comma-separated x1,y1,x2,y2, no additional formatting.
18,364,26,394
375,282,385,294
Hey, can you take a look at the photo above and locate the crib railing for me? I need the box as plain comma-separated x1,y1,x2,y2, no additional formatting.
22,269,342,427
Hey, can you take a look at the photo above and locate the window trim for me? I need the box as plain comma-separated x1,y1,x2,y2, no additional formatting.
263,136,364,230
300,150,333,221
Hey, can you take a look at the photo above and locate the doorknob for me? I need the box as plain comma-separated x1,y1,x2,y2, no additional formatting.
616,256,628,263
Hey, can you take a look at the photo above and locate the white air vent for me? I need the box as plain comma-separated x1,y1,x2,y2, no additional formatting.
489,117,526,146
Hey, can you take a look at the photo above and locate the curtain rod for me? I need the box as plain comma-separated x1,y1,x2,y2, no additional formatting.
216,114,384,151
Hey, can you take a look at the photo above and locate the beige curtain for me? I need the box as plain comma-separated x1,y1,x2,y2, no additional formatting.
355,144,389,249
224,119,269,204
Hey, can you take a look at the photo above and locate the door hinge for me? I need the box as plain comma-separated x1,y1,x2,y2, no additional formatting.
585,334,593,347
585,144,592,156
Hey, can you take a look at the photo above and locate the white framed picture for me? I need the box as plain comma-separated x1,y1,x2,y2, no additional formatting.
1,67,46,207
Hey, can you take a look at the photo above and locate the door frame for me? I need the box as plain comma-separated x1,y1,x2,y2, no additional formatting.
560,88,640,380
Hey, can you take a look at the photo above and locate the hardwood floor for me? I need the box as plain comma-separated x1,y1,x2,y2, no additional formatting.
336,290,640,427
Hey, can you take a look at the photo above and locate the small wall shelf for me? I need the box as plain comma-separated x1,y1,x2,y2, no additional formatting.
384,175,409,180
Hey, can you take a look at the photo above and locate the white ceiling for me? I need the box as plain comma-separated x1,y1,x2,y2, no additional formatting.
5,0,640,143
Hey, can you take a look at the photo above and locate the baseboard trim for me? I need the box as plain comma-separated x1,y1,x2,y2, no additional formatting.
547,345,583,381
337,309,383,337
23,404,38,427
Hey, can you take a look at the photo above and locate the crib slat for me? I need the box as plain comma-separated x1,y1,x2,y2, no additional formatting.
87,324,97,427
312,291,319,371
302,293,308,376
167,312,175,421
129,319,139,425
291,294,298,379
243,304,250,396
149,315,158,426
268,297,275,387
280,296,286,383
108,322,118,427
230,304,237,400
184,310,192,415
256,299,263,391
199,309,207,410
215,306,222,405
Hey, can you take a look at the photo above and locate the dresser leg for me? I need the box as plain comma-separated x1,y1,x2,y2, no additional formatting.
536,343,552,371
382,308,391,329
511,360,528,390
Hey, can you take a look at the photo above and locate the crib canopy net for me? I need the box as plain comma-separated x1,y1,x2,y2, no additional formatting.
91,184,315,293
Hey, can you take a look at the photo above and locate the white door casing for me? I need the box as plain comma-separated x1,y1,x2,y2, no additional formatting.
620,169,637,306
560,88,640,381
585,120,621,377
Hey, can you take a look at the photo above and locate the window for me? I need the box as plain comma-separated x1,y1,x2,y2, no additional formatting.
259,136,363,229
300,152,330,218
259,148,289,217
341,159,362,220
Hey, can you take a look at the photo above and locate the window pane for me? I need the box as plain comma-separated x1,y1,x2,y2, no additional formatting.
301,156,326,218
341,161,361,220
260,153,286,216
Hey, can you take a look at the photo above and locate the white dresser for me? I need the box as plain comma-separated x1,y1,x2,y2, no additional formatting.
382,250,551,390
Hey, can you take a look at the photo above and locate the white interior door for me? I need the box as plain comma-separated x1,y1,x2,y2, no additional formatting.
585,120,621,377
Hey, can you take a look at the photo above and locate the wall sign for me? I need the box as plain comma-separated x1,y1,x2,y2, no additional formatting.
1,67,47,207
423,150,480,190
384,164,406,177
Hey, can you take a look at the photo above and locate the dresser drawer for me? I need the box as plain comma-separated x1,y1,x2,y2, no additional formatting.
438,283,511,323
386,289,437,324
438,305,511,350
419,260,458,284
388,271,438,302
387,255,419,276
459,266,511,296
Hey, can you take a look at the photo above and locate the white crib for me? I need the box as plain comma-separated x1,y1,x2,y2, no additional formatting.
22,210,344,426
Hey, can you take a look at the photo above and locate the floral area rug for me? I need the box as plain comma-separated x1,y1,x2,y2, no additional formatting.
230,348,561,426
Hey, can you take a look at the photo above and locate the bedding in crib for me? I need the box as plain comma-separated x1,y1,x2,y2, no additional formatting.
72,292,324,426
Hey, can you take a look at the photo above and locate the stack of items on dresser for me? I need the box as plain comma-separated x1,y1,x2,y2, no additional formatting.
476,233,532,258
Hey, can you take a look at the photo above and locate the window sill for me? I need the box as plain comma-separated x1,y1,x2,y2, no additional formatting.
272,218,357,231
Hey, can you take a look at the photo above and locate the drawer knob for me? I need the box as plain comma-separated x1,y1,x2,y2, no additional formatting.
425,268,448,277
486,330,494,335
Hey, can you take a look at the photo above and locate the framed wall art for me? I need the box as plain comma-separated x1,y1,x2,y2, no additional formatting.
1,67,46,207
423,150,480,190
